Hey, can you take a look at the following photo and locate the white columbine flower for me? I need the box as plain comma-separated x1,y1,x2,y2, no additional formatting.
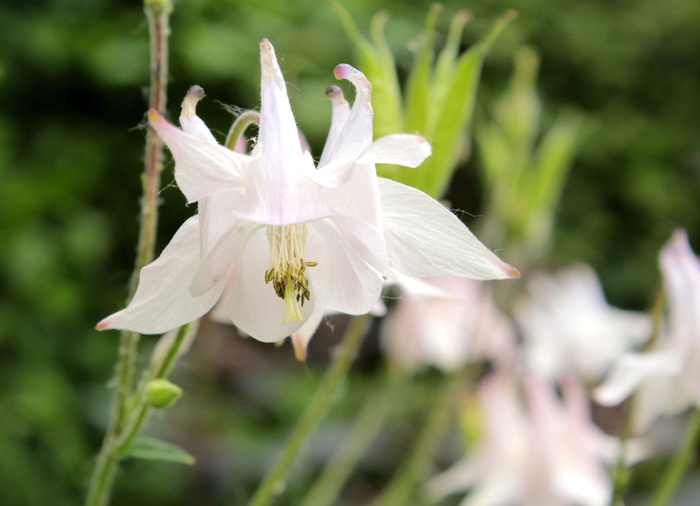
381,276,515,373
596,229,700,433
429,372,616,506
515,264,651,383
98,39,518,343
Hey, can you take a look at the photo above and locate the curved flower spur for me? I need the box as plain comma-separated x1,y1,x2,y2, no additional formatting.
98,39,519,343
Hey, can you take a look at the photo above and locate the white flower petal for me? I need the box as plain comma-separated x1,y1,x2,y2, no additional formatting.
323,64,373,161
661,229,700,344
208,266,237,325
239,148,332,225
378,177,520,280
319,85,351,168
307,219,383,315
149,111,249,203
357,134,432,168
97,216,224,334
632,376,695,433
595,348,683,406
315,134,432,189
258,39,304,158
225,228,315,342
291,306,327,361
237,40,331,226
198,188,244,257
179,85,218,144
320,164,383,233
190,221,260,297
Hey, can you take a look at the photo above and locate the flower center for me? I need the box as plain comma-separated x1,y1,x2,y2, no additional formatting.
265,224,317,323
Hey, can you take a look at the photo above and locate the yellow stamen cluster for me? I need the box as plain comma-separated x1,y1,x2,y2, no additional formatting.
265,225,317,323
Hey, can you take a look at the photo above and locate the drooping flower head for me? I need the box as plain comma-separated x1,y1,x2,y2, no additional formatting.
381,276,515,373
429,372,616,506
596,229,700,433
515,265,651,383
98,40,518,343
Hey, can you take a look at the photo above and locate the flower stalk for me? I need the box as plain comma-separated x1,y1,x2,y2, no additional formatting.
300,369,404,506
371,366,474,506
116,323,195,456
247,314,373,506
85,1,172,505
647,408,700,506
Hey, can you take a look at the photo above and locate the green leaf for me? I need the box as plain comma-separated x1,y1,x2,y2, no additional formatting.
368,11,404,137
424,10,516,198
126,436,195,465
404,3,441,133
530,111,583,214
430,9,471,133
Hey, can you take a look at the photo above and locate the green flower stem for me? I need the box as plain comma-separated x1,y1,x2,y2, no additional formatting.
300,369,404,506
609,400,634,506
648,408,700,506
85,2,172,505
85,325,192,506
120,0,173,420
225,110,260,151
370,366,473,506
151,323,196,379
609,284,667,506
130,0,172,298
116,323,194,456
247,314,373,506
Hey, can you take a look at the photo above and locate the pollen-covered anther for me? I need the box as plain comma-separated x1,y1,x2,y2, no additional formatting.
265,225,317,323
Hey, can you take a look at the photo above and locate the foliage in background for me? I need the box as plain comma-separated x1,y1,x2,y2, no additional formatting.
478,46,582,262
335,3,516,199
0,0,699,504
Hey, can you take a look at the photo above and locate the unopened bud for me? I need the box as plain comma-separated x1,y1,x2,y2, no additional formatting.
145,379,182,409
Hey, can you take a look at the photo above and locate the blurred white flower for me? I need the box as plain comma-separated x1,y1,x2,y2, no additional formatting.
380,276,515,372
515,264,651,382
429,372,616,506
98,40,518,343
596,229,700,433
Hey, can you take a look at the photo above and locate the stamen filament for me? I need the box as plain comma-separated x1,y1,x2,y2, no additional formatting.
265,224,317,322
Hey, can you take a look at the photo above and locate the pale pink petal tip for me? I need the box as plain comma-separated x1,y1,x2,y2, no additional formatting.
259,38,273,52
333,64,372,98
291,333,308,362
181,85,206,117
95,317,112,331
325,84,345,101
147,109,161,122
504,263,521,279
333,63,356,80
259,39,284,85
670,228,691,253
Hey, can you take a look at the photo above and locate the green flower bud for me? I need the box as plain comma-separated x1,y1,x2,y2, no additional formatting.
145,379,182,409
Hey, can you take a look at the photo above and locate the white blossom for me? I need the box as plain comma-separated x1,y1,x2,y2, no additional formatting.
596,230,700,433
429,372,616,506
516,264,651,382
98,40,518,343
381,276,515,372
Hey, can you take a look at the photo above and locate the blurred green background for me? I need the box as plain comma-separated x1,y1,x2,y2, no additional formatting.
0,0,699,504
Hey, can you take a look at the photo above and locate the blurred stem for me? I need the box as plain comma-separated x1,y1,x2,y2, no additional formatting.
300,368,405,506
85,1,172,505
609,400,634,506
370,366,473,506
610,284,667,506
647,408,700,506
247,314,373,506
